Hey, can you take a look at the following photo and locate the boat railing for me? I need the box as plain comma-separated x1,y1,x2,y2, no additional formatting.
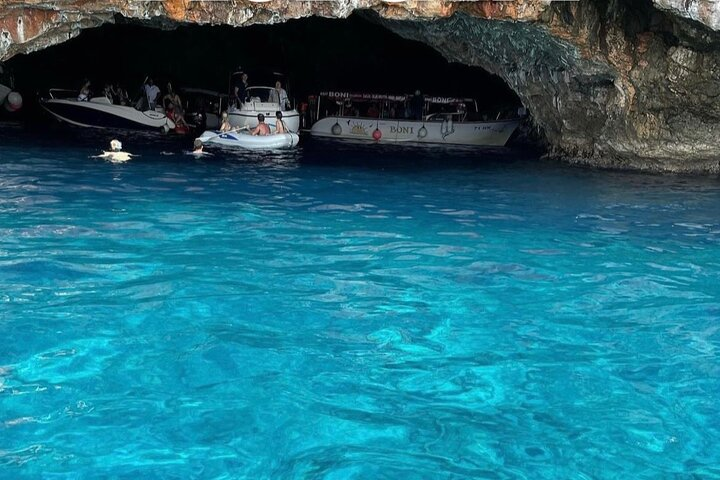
424,111,468,122
48,88,77,100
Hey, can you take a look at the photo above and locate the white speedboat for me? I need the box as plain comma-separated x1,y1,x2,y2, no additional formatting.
0,62,22,112
197,130,299,150
40,89,175,131
228,86,300,132
309,92,522,147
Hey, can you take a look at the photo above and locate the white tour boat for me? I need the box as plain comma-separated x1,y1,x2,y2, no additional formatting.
228,86,300,133
40,89,176,132
309,92,522,147
197,130,300,150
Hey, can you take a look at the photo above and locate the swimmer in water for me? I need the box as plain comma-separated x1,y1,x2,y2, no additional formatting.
95,139,133,163
192,139,205,155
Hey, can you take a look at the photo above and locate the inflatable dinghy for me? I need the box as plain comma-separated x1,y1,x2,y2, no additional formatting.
197,130,299,150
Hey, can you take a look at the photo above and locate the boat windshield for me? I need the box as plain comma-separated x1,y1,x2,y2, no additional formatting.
424,98,475,122
246,87,274,103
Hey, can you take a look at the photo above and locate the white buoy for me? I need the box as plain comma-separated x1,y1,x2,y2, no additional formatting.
4,91,22,112
331,122,342,135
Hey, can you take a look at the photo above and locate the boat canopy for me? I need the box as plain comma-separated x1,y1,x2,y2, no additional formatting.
319,91,475,104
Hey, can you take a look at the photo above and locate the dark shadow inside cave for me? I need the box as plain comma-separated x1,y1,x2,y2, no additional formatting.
7,12,523,123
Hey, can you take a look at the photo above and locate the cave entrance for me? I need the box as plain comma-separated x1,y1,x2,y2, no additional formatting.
7,12,526,143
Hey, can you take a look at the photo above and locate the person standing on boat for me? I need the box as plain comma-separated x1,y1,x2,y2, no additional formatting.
274,111,288,134
269,81,289,110
239,74,249,103
231,71,249,109
410,90,424,120
163,83,183,113
144,78,160,110
163,83,188,129
250,113,271,136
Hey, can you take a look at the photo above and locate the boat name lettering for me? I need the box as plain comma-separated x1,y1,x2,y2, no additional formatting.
390,126,414,134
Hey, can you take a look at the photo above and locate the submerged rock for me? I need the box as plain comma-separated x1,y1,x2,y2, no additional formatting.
2,0,720,172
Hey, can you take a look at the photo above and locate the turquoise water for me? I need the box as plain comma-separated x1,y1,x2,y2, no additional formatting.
1,127,719,479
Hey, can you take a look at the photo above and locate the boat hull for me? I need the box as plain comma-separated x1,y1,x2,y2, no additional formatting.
310,117,520,146
40,98,173,131
197,130,300,150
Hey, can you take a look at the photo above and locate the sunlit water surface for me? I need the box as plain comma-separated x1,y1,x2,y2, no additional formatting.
1,126,719,479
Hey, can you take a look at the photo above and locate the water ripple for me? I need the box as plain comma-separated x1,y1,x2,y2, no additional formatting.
0,129,719,478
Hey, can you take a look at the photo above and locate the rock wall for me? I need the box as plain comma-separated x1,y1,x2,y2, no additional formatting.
2,1,720,172
378,1,720,172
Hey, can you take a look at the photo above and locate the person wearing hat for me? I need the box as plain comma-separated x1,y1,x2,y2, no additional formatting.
96,139,133,163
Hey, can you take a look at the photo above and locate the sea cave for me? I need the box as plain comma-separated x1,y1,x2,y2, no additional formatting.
3,0,720,171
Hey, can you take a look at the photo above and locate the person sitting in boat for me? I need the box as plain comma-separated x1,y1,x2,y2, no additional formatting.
269,81,289,110
144,78,161,110
219,111,233,132
274,111,288,134
103,84,116,103
114,84,129,106
367,103,379,118
95,139,133,163
78,80,92,101
250,113,270,136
